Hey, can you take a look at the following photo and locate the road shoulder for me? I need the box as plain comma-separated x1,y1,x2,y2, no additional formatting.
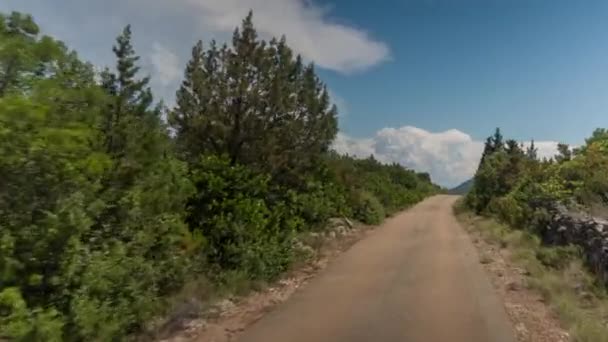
455,206,570,342
159,220,378,342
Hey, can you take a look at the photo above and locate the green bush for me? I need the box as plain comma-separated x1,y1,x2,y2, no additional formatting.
536,245,581,270
0,288,64,342
188,156,300,280
488,195,525,228
326,154,438,220
0,17,198,340
352,191,386,225
292,181,350,230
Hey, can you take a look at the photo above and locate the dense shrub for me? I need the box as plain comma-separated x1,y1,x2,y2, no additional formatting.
0,14,196,340
466,127,608,224
0,10,438,341
187,156,300,280
327,154,438,219
292,180,351,230
352,191,386,225
488,195,524,227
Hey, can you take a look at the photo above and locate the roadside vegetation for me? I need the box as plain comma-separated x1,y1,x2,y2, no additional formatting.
0,11,438,341
459,127,608,341
456,205,608,342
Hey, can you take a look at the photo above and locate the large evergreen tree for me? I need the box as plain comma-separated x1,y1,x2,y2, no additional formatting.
100,25,155,158
170,12,338,186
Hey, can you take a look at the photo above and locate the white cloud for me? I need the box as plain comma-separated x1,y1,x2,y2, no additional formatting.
522,140,560,160
333,126,560,187
333,132,376,157
177,0,390,73
149,42,182,86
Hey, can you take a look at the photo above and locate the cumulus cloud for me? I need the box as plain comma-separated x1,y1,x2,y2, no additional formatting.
5,0,389,107
149,42,182,86
176,0,390,73
524,140,560,160
333,126,560,188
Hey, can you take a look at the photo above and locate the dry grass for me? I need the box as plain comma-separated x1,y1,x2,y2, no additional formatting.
455,200,608,342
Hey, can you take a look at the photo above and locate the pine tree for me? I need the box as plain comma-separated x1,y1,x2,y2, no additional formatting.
171,40,206,162
491,127,504,152
526,140,538,160
101,25,154,155
170,12,338,185
505,139,522,156
74,25,194,339
477,136,494,171
556,143,571,163
112,25,153,115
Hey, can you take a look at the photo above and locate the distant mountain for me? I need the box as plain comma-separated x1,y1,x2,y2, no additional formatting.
448,179,474,195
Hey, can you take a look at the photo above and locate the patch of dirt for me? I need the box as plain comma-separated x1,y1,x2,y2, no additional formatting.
159,222,374,342
466,226,570,342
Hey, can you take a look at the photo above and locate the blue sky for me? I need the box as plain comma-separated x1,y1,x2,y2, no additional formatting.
3,0,607,186
323,0,608,143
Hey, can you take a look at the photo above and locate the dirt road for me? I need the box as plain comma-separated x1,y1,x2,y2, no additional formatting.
237,195,516,342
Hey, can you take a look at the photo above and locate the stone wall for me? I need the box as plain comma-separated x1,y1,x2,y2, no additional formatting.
541,204,608,285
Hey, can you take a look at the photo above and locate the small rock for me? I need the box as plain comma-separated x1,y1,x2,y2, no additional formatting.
515,322,529,339
327,218,346,228
579,291,594,302
506,281,521,292
295,244,315,257
514,267,531,276
214,299,235,313
479,254,493,264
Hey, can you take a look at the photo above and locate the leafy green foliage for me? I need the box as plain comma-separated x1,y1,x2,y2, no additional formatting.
291,179,351,229
466,127,608,231
0,14,195,340
0,11,438,341
352,191,385,225
170,12,337,188
326,154,437,220
0,12,66,96
187,155,299,280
